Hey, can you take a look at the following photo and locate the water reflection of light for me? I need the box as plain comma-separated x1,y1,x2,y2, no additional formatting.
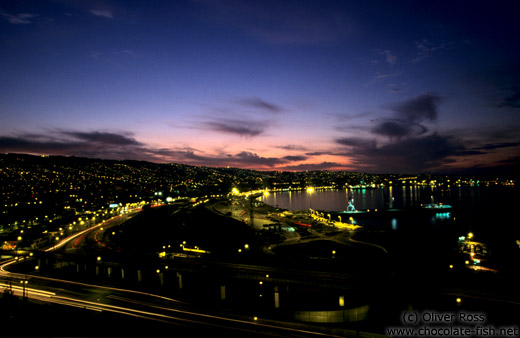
261,187,460,212
389,186,394,208
435,212,451,220
391,218,398,230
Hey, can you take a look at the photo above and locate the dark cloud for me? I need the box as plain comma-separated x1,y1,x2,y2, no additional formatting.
165,150,286,168
203,119,267,137
336,137,375,148
496,155,520,166
0,131,147,161
277,144,309,151
151,149,224,166
60,131,142,146
232,152,283,167
305,151,329,156
331,94,509,173
278,161,341,171
0,136,80,153
369,94,441,141
473,142,520,151
372,120,411,139
196,96,280,137
336,133,471,173
454,149,486,156
237,97,284,113
371,120,428,139
281,155,307,161
387,93,441,123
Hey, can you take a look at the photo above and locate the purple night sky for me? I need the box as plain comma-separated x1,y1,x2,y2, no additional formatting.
1,0,519,175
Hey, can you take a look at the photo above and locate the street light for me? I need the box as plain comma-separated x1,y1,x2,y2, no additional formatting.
20,280,28,301
16,236,22,256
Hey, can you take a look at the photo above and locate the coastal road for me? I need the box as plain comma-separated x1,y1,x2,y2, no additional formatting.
63,209,140,253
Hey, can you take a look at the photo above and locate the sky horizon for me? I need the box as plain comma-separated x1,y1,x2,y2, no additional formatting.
1,0,519,176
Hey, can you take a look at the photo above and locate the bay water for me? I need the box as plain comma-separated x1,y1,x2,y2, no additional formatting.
260,185,520,250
